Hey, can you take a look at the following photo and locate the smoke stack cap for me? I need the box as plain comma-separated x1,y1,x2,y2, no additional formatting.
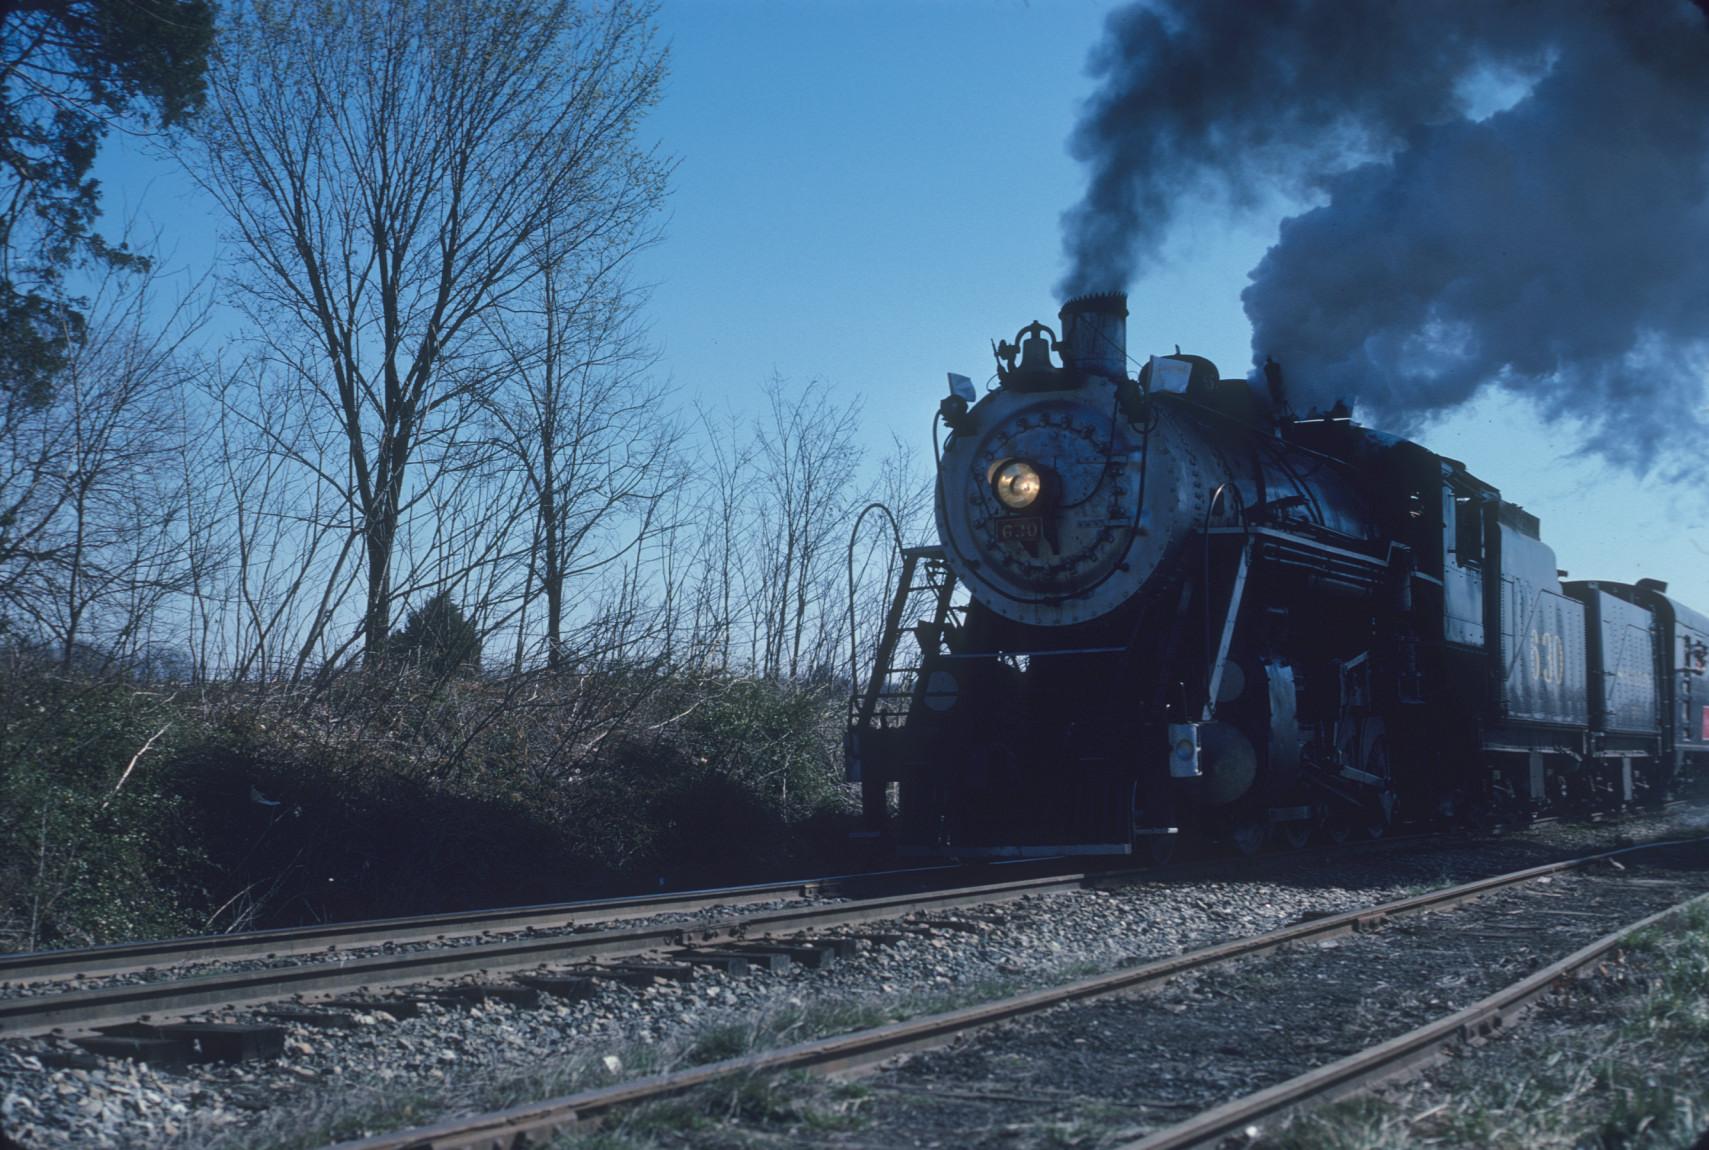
1059,292,1129,383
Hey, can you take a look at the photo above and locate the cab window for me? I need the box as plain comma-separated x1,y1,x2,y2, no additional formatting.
1444,489,1482,567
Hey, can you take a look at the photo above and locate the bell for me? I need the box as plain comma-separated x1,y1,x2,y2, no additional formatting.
1018,331,1054,375
995,320,1063,390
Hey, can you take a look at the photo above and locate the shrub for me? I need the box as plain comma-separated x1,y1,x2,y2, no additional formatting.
0,660,864,949
387,592,481,677
0,668,208,949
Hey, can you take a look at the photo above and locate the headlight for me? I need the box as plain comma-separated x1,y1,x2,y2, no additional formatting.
992,460,1043,510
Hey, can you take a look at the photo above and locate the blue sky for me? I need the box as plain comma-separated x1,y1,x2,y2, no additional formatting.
97,0,1707,608
631,0,1263,409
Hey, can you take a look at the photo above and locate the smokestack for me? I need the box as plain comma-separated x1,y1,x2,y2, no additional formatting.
1059,292,1129,384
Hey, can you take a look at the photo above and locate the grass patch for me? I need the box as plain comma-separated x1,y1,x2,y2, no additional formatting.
182,1086,451,1150
553,1075,872,1149
178,1042,678,1150
1396,866,1461,901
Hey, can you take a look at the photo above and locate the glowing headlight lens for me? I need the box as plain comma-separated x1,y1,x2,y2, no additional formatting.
993,460,1043,510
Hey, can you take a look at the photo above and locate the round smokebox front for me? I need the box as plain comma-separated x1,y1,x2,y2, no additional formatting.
936,383,1184,626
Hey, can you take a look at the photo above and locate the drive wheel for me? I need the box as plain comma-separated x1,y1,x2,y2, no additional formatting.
1230,818,1269,857
1325,720,1361,845
1362,722,1394,839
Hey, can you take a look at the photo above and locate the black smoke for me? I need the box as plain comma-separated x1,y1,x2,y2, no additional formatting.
1061,0,1709,470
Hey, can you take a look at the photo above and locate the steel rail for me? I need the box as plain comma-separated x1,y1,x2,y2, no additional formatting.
0,864,964,985
313,834,1709,1150
0,866,1161,1038
1117,889,1709,1150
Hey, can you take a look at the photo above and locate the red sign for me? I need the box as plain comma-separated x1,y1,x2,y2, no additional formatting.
1701,705,1709,742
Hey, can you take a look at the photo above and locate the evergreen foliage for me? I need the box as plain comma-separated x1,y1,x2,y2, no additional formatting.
0,0,214,399
388,593,482,678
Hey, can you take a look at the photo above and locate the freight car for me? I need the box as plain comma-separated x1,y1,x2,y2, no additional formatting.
846,293,1708,859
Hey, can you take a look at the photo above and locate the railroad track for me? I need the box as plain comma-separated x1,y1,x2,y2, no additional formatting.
309,834,1709,1150
0,831,1430,990
2,820,1484,1041
0,864,968,986
1,862,1181,1040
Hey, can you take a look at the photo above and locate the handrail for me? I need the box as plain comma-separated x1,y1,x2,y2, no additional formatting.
846,502,905,721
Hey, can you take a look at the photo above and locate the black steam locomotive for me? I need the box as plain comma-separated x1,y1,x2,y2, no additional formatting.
846,294,1709,859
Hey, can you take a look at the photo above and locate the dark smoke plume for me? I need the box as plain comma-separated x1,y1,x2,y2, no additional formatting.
1061,0,1709,469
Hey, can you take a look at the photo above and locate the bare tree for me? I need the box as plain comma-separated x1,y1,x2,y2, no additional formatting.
190,355,367,684
186,0,668,665
751,377,862,679
0,263,204,667
688,404,755,672
486,238,677,673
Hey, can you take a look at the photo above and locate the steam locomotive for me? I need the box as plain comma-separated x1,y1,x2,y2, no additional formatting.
846,294,1709,859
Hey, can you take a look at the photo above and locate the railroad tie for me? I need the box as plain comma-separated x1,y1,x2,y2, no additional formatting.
686,949,793,974
324,998,422,1019
733,943,839,969
74,1021,284,1065
263,1008,364,1030
438,984,545,1009
582,962,698,987
72,1034,193,1069
515,975,601,1001
667,950,752,975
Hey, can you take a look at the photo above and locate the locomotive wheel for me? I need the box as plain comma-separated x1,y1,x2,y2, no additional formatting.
1361,724,1394,839
1230,818,1269,856
1323,720,1361,844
